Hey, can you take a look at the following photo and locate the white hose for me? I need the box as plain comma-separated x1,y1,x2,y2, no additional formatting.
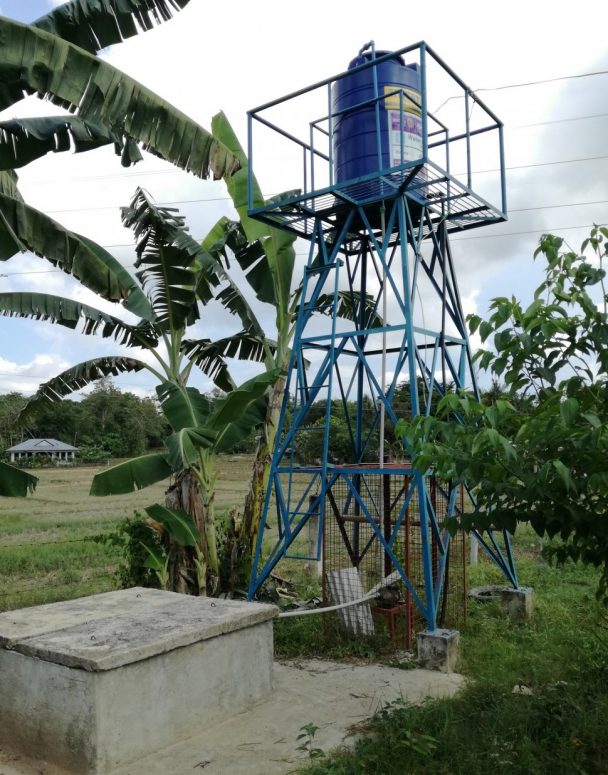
277,570,402,618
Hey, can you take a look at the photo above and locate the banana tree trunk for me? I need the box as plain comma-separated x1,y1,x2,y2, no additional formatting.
239,374,286,585
164,467,219,596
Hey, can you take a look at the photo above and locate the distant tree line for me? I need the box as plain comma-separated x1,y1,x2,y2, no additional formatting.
292,379,511,465
0,379,169,461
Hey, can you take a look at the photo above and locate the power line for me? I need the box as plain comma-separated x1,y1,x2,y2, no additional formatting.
45,195,230,215
475,68,608,94
26,155,608,217
469,154,608,176
433,68,608,112
17,107,608,188
451,222,607,242
2,199,607,278
511,112,608,130
510,199,608,214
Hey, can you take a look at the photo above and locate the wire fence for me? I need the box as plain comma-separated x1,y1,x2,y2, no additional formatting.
0,533,119,607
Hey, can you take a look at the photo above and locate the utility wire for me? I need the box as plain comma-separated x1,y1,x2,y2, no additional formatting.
451,223,607,242
475,68,608,94
18,109,608,187
511,112,608,130
2,201,607,278
32,155,608,216
433,68,608,112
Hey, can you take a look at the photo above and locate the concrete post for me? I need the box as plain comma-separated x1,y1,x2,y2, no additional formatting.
469,535,479,566
305,495,322,577
499,587,534,621
417,629,460,673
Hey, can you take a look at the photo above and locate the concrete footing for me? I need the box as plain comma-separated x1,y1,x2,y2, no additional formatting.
0,588,277,774
417,628,460,673
499,586,534,621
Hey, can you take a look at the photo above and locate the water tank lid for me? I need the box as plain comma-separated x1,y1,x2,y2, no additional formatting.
348,51,406,70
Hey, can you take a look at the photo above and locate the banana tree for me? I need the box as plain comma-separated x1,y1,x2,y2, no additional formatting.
1,186,277,594
0,5,239,180
199,113,383,584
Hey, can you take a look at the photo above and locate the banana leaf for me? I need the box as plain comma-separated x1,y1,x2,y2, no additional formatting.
144,503,200,546
0,292,158,346
210,369,280,451
198,216,267,340
122,190,199,330
33,0,191,55
211,112,296,323
181,332,276,393
21,356,148,422
0,17,239,180
0,188,154,319
90,452,172,495
301,291,385,328
156,382,213,432
164,426,216,470
0,170,23,201
0,116,142,170
0,461,38,497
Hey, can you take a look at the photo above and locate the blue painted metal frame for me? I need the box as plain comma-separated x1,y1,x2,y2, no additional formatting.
246,42,518,631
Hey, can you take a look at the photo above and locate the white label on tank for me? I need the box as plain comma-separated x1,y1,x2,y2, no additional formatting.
384,85,423,168
387,109,422,167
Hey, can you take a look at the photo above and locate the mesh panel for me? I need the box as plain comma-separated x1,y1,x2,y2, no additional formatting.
322,469,467,648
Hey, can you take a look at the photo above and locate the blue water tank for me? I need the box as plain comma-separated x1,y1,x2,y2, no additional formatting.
333,51,422,185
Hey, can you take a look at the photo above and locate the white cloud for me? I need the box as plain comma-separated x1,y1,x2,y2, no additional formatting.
0,353,71,395
2,0,608,401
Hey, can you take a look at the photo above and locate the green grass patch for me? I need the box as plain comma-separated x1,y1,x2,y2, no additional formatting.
0,455,256,611
298,539,608,774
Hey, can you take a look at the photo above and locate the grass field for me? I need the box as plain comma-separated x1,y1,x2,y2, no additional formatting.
0,455,255,611
295,531,608,774
4,462,608,773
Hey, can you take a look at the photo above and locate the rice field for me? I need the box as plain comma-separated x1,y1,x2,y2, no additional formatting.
0,455,255,611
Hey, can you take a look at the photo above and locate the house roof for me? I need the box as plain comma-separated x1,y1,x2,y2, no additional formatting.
6,438,79,453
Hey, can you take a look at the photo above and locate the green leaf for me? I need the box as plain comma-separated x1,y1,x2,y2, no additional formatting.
479,321,493,342
0,189,154,319
213,394,268,454
211,112,297,323
122,189,200,331
141,543,167,572
559,397,579,427
33,0,192,54
467,314,481,334
0,460,38,497
582,413,602,429
90,453,172,496
0,116,142,171
165,426,216,469
157,383,213,433
20,357,148,423
181,332,276,393
210,370,279,433
145,503,200,547
0,293,157,347
552,460,576,493
210,370,281,452
0,170,23,201
0,17,239,180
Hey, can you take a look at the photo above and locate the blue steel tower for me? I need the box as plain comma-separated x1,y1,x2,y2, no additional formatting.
246,42,518,631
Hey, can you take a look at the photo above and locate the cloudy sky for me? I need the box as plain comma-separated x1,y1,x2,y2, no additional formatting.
0,0,607,398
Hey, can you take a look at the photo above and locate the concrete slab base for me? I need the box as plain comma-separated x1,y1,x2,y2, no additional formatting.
499,586,534,621
0,588,277,774
417,628,460,673
0,659,465,775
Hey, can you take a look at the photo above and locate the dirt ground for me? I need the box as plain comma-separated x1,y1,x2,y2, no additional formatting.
0,659,464,775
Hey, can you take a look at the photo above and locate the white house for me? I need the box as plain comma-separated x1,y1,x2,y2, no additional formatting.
6,438,79,463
